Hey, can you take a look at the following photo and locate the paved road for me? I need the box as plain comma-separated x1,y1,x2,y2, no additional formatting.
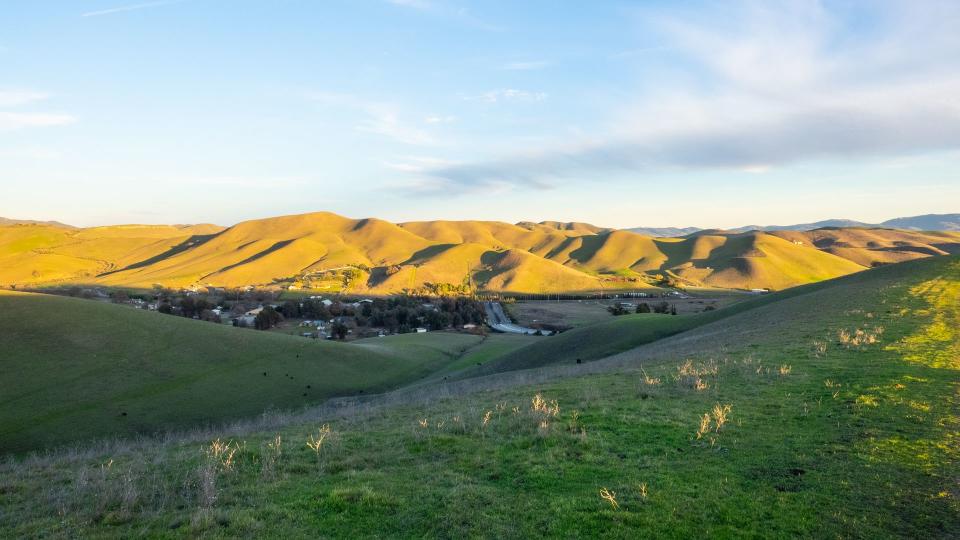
484,302,552,335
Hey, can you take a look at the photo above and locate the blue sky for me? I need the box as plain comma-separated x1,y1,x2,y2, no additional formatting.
2,0,959,228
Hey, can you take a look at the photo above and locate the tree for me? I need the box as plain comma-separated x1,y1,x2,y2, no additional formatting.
607,305,628,316
653,301,670,314
158,303,174,314
636,302,651,314
331,321,349,339
254,306,282,330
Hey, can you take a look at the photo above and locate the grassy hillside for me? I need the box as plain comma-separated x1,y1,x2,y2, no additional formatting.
2,255,956,537
462,253,949,377
3,212,960,293
0,223,224,287
0,292,477,453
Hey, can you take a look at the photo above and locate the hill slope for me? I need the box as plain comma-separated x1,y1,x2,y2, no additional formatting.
0,291,479,452
2,254,956,537
2,212,960,293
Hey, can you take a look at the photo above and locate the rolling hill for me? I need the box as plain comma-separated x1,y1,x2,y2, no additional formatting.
3,250,956,537
1,212,959,293
0,290,481,453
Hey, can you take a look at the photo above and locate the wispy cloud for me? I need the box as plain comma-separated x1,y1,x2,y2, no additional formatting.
307,92,437,145
385,0,503,31
608,46,667,59
408,1,960,194
386,0,431,10
0,90,75,131
464,88,548,103
0,90,51,107
81,0,186,18
424,114,457,124
502,61,550,71
0,112,76,131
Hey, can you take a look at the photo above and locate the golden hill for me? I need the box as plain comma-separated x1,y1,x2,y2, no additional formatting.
1,212,959,293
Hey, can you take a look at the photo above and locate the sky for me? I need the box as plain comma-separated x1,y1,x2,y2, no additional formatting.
2,0,959,228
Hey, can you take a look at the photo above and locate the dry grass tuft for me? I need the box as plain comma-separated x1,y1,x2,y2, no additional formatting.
599,487,619,510
838,325,884,348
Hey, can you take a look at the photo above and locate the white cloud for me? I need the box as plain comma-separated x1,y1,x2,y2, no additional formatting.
0,90,51,107
0,88,75,131
358,112,435,145
0,147,63,160
465,89,548,103
384,156,459,173
306,92,436,146
81,0,186,17
424,115,457,124
0,112,76,131
502,61,549,71
386,0,431,9
413,1,960,193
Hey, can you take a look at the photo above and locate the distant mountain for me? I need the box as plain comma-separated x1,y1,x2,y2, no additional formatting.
627,213,960,236
3,211,959,292
729,219,873,233
0,217,75,228
880,214,960,231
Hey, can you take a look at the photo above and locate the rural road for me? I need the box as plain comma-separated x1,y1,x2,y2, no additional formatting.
484,302,552,335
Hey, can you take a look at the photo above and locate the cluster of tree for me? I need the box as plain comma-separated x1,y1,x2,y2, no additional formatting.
254,306,283,330
608,301,678,316
277,295,486,335
607,304,630,316
414,282,472,297
157,296,223,322
642,301,677,315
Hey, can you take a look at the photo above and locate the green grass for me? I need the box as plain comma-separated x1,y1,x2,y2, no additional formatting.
349,331,483,363
0,293,476,453
1,255,957,537
427,333,539,377
466,263,913,377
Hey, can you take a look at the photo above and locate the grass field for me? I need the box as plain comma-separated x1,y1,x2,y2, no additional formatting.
1,254,956,537
0,293,478,453
510,296,734,328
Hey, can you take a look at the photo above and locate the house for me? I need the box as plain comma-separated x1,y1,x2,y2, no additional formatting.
463,323,477,329
245,307,263,317
320,299,333,307
415,327,427,333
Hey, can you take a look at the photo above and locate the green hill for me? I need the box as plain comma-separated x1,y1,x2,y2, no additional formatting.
0,291,479,453
2,254,956,537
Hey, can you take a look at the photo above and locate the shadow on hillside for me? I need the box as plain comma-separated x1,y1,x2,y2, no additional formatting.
97,233,221,277
399,244,457,266
214,239,295,274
